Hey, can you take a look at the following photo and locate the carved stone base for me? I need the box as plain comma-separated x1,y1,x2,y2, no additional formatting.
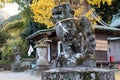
42,67,115,80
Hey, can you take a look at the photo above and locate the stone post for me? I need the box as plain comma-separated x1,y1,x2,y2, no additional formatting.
35,42,49,70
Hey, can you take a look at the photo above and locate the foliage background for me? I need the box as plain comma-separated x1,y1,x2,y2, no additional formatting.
30,0,112,27
94,0,120,23
0,0,47,64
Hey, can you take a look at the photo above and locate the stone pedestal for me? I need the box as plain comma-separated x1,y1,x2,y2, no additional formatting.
42,67,115,80
35,45,48,71
36,48,48,65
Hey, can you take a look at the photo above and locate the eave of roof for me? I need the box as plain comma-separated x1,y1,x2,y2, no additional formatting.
93,25,120,31
108,37,120,41
26,28,55,39
27,25,120,40
110,18,120,28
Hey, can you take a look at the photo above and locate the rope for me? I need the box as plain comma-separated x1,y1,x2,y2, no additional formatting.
55,17,84,33
55,18,78,25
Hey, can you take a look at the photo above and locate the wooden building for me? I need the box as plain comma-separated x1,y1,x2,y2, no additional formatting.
27,25,120,67
108,14,120,64
95,25,120,67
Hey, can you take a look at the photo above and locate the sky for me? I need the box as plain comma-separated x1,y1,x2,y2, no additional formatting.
2,3,20,16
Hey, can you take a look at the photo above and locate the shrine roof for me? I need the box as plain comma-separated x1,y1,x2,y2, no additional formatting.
27,25,120,40
94,25,120,31
26,28,55,39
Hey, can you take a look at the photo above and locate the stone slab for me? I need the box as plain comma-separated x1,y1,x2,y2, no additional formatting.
42,67,115,80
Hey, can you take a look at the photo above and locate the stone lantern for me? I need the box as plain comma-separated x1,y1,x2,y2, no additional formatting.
11,45,24,72
34,41,49,70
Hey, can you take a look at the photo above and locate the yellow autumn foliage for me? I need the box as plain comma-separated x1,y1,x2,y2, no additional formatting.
30,0,112,28
87,0,112,7
30,0,55,28
85,8,101,25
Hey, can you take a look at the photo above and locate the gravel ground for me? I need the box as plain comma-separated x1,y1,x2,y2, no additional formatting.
0,70,41,80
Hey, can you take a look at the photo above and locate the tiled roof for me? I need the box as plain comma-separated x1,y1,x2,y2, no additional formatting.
110,13,120,28
26,28,55,39
27,25,120,39
110,18,120,28
93,25,120,31
108,37,120,40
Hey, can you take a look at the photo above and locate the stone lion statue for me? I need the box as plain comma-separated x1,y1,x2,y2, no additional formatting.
52,3,96,67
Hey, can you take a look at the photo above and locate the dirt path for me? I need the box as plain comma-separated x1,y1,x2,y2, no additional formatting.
0,70,41,80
